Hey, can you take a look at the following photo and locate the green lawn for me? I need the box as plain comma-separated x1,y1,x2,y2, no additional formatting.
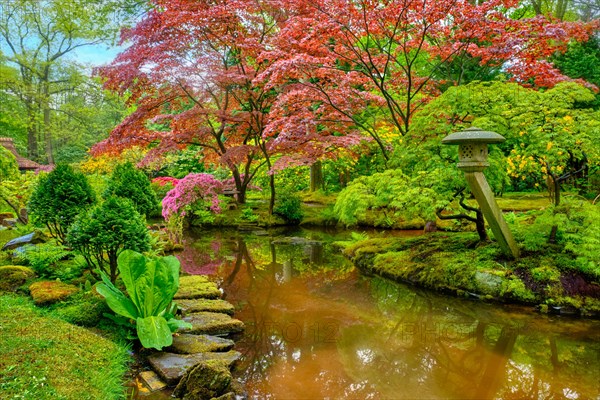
0,294,130,400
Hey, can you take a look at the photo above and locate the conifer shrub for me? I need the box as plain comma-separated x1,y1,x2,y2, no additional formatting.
67,196,150,283
28,164,96,244
104,162,158,217
274,189,303,224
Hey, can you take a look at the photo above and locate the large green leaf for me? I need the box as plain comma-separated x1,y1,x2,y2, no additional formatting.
166,317,192,333
136,316,172,350
117,250,149,312
134,255,180,317
96,271,138,320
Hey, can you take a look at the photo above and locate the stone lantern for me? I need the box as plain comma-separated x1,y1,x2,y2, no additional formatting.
442,127,520,258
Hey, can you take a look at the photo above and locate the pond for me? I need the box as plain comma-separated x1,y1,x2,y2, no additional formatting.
178,227,600,399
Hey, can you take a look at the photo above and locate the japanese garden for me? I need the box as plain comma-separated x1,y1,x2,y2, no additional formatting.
0,0,599,399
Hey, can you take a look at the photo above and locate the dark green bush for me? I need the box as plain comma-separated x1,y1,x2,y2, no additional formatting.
28,164,96,244
104,162,158,217
274,190,303,224
67,196,150,283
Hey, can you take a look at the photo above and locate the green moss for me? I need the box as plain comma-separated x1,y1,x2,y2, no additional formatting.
29,280,79,305
0,294,130,399
49,290,110,327
530,264,562,283
499,276,538,303
0,265,36,292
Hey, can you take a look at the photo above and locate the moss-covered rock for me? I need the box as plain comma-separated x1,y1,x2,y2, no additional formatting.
0,265,35,292
180,312,245,336
29,280,79,305
175,276,221,300
173,359,233,400
147,351,241,385
177,299,235,316
167,334,235,354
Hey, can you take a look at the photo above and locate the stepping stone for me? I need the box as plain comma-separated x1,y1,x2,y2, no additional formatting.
177,299,235,316
175,276,221,300
167,334,235,354
138,370,167,392
179,312,245,336
147,350,241,385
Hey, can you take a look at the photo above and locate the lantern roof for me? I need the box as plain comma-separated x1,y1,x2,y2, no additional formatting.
442,127,506,145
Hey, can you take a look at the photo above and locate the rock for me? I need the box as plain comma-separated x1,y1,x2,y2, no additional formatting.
167,334,234,354
173,359,233,400
474,271,503,296
180,312,245,336
177,299,235,316
2,218,17,227
175,276,222,300
138,370,168,392
29,280,79,305
2,231,46,251
272,236,321,246
147,351,241,386
0,265,35,292
252,230,269,236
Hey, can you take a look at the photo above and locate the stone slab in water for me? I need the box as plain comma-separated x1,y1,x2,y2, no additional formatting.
167,334,234,354
147,350,241,385
175,275,221,300
177,298,235,316
180,312,245,336
138,370,167,392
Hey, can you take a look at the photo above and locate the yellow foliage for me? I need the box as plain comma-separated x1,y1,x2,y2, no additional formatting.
79,147,148,175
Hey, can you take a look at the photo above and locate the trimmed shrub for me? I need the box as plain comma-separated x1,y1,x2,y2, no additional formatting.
104,162,158,217
28,164,96,244
67,196,150,283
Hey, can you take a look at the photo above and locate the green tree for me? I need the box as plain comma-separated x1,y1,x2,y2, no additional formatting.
0,0,139,162
104,162,158,217
67,196,150,283
28,163,96,243
410,80,600,205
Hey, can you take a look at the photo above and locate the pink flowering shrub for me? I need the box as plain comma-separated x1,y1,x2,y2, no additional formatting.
162,173,223,221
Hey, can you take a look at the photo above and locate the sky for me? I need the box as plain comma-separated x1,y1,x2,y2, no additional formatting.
68,44,127,68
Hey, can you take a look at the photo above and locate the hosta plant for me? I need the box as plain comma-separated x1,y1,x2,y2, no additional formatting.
96,250,191,350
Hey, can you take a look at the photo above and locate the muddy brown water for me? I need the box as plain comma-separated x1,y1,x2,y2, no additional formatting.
177,227,600,399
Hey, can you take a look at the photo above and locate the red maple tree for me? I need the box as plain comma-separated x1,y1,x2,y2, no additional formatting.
94,0,367,209
260,0,598,162
94,0,286,205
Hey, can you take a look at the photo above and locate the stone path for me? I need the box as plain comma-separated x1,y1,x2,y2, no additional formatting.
140,275,245,394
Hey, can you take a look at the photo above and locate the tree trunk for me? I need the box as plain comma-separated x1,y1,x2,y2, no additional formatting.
310,161,323,192
27,105,39,160
231,169,246,204
475,209,488,241
43,104,54,164
269,173,275,216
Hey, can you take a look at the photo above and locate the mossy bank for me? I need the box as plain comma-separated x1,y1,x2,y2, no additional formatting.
341,232,600,317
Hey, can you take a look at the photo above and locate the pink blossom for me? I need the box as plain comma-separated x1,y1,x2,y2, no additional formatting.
162,173,223,220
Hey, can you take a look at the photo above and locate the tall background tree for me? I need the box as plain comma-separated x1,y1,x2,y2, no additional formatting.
0,0,142,163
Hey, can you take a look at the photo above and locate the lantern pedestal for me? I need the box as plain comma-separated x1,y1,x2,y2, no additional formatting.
442,127,520,259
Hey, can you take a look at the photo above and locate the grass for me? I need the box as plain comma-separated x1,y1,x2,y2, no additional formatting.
0,294,131,400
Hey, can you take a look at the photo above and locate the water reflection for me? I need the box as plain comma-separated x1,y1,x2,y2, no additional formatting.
179,228,600,399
